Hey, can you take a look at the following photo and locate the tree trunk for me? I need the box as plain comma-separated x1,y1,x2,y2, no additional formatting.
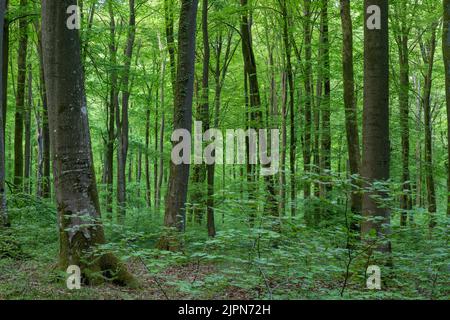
340,0,362,220
320,0,331,210
281,0,294,217
13,0,28,190
0,0,8,227
34,17,51,199
1,0,7,136
420,24,438,228
444,0,450,216
145,106,151,208
392,0,414,226
303,0,313,224
164,0,176,87
361,0,391,255
24,63,32,194
240,0,277,219
414,75,423,209
103,0,117,219
117,0,136,224
158,0,199,250
201,0,215,237
155,47,166,212
41,0,135,285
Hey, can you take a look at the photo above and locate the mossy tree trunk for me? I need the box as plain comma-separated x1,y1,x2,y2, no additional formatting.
41,0,135,286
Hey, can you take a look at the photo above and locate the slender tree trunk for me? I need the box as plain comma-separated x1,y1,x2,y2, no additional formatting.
155,49,166,212
13,0,28,189
1,0,7,136
164,0,176,87
414,75,423,209
104,0,117,218
420,24,438,228
117,0,135,224
34,18,51,199
303,0,313,224
280,71,287,215
41,0,135,285
240,0,277,219
281,0,294,216
361,0,391,255
392,0,416,225
201,0,215,237
320,0,331,209
158,0,199,250
0,0,8,227
136,147,142,198
444,0,450,216
340,0,362,220
145,106,151,208
397,19,412,226
24,63,32,194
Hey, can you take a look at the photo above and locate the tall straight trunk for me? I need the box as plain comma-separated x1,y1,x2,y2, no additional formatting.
313,77,321,223
240,0,277,218
155,50,166,212
212,30,235,221
420,24,438,228
414,75,423,209
164,0,176,87
1,0,7,136
395,1,412,226
41,0,135,285
444,0,450,216
361,0,391,255
117,0,135,223
145,107,151,208
340,0,362,217
159,0,199,249
303,0,313,224
280,71,287,215
201,0,215,237
191,80,206,224
136,147,142,198
0,0,8,227
13,0,28,189
24,63,32,194
281,0,295,216
34,18,51,198
320,0,331,202
104,0,117,218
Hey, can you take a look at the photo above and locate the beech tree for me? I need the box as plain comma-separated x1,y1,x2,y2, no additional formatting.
340,0,362,219
13,0,28,190
444,0,450,216
159,0,199,250
0,0,7,227
41,0,134,284
361,0,391,254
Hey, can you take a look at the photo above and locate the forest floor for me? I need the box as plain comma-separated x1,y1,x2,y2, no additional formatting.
0,195,449,300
